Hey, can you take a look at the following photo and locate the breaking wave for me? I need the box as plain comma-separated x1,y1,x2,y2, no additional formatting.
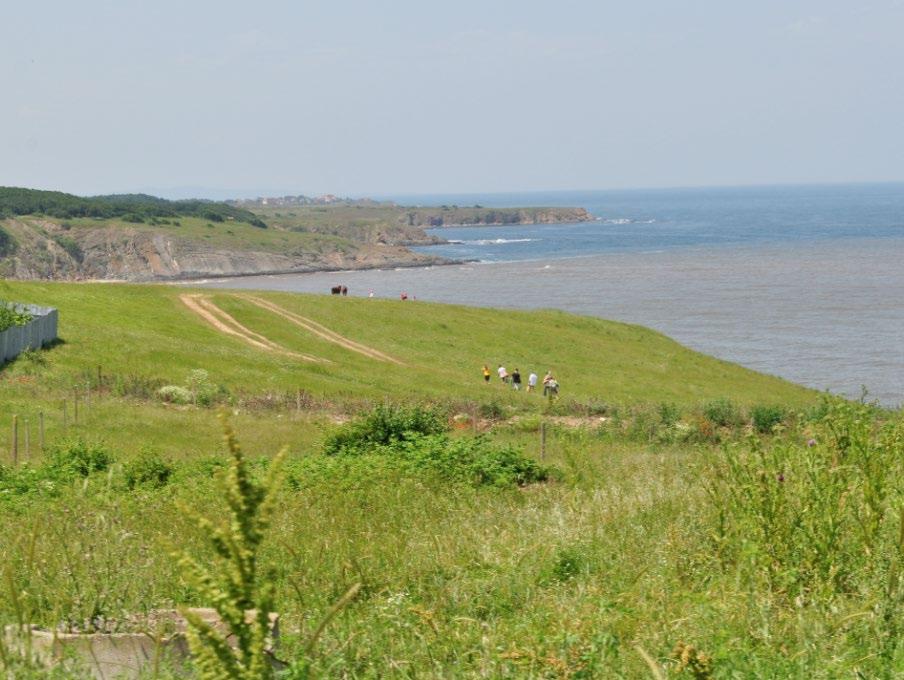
462,238,540,246
601,218,656,225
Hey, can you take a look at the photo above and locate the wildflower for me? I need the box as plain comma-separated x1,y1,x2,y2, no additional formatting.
777,473,785,483
806,438,816,447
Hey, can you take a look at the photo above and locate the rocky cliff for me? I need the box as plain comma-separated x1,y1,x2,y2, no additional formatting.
0,219,445,282
403,207,594,228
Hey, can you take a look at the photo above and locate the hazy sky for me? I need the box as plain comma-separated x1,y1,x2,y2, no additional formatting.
2,1,903,198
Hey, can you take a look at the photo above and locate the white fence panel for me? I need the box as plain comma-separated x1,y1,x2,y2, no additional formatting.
0,304,59,363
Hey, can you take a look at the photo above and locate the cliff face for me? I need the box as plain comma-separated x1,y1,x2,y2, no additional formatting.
0,220,445,282
403,207,594,228
0,204,595,281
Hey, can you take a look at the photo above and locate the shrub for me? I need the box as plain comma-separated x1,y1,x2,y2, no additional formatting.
0,302,32,332
658,402,681,427
297,432,554,489
379,433,554,487
540,545,590,584
185,368,228,406
158,385,193,404
750,404,786,433
478,401,505,420
702,398,741,428
45,439,113,477
123,451,173,489
0,225,16,256
512,414,542,433
52,234,84,262
323,404,447,456
585,400,612,417
14,348,47,368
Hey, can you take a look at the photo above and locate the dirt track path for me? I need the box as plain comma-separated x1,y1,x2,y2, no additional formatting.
241,295,405,365
180,294,327,363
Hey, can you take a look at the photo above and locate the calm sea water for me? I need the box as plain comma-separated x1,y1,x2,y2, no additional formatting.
196,184,904,405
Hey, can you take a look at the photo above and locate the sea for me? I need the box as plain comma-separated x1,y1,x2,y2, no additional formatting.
195,183,904,406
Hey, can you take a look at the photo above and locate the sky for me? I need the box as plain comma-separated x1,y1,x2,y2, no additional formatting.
2,1,903,199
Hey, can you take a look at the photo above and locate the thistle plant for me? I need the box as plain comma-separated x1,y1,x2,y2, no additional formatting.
175,413,286,679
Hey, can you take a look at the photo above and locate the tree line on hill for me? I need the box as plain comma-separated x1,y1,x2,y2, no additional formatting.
0,187,268,228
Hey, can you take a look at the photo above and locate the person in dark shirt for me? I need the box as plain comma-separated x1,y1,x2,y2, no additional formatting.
511,368,522,391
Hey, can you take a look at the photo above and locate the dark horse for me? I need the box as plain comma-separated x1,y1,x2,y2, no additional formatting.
331,285,349,296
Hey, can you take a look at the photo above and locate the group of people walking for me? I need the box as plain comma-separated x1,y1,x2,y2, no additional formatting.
482,364,559,397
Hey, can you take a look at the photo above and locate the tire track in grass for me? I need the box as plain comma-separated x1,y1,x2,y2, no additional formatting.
240,295,405,365
179,294,328,363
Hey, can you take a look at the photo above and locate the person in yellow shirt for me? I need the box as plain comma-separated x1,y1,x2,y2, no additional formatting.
482,365,491,383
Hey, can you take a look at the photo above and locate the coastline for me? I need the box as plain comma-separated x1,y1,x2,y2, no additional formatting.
0,212,592,283
161,253,472,285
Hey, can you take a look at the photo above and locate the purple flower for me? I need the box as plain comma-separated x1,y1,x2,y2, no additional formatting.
777,473,785,483
806,438,817,447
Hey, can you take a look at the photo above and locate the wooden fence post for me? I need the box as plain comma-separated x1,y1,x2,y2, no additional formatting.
540,421,547,461
39,411,45,451
24,418,29,460
11,415,18,466
73,391,79,425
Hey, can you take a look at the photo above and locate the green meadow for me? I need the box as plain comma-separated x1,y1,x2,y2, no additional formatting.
1,280,902,678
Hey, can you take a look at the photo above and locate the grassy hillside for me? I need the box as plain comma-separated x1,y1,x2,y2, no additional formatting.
0,279,812,404
0,279,816,463
7,282,899,678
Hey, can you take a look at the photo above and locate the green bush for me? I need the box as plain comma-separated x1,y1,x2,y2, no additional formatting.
45,439,113,477
750,404,786,433
0,225,16,256
585,400,612,417
158,385,192,404
298,432,554,488
658,402,681,427
540,545,590,584
123,451,173,489
702,398,741,428
185,368,228,406
478,401,505,420
52,234,84,262
385,433,553,487
323,404,447,456
0,302,32,332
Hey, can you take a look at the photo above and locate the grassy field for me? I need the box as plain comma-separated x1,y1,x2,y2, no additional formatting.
0,279,811,459
16,215,359,255
2,281,901,677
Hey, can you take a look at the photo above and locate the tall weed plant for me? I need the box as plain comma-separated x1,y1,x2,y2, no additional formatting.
174,415,285,679
706,398,904,672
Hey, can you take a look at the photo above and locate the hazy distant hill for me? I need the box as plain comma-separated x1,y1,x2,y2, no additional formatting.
0,188,593,281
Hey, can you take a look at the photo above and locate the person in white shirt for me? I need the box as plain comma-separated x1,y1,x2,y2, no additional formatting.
527,372,538,392
497,364,508,383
